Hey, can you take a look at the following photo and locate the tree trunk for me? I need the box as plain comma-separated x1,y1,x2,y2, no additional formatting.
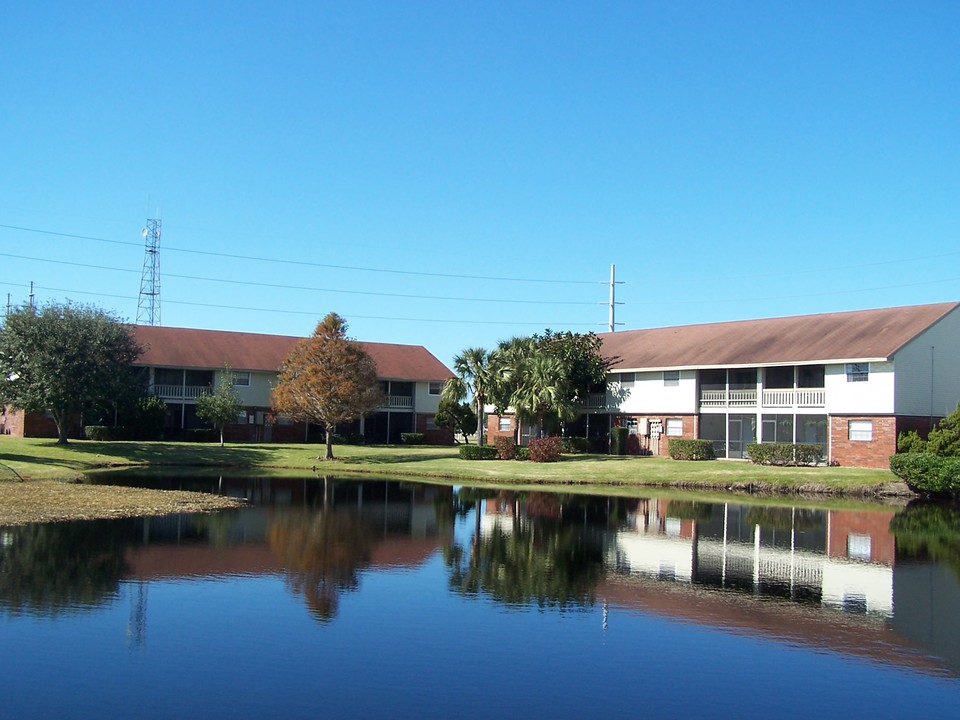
53,411,69,445
475,399,484,447
324,427,335,460
219,426,225,447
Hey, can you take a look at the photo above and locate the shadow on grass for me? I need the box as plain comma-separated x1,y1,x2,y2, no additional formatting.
0,452,92,470
27,440,274,467
336,446,459,465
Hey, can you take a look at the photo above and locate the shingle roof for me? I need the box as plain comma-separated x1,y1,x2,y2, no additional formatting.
129,325,454,381
599,302,960,371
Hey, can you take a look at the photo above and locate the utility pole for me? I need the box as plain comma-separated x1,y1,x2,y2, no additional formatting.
608,264,624,332
28,281,34,310
137,219,162,326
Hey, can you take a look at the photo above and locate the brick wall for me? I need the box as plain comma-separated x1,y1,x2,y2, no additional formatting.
416,413,454,445
487,414,513,444
829,415,897,468
827,509,897,565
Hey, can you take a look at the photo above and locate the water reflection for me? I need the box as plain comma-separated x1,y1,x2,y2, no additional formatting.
5,474,960,680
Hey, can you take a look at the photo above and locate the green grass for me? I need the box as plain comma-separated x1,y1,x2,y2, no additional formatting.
0,436,902,496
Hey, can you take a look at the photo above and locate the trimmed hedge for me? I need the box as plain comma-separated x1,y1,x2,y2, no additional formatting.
889,453,960,496
610,427,629,456
560,436,592,454
668,438,715,461
528,436,563,463
84,425,122,441
400,432,425,445
746,443,824,466
494,436,517,460
459,445,498,460
330,432,365,445
516,446,530,461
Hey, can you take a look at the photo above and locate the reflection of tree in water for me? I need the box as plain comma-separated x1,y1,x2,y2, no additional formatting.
891,500,960,582
444,491,605,610
267,506,373,622
0,519,138,615
744,506,823,531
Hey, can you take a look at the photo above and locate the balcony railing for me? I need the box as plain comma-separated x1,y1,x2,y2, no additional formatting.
701,388,825,408
381,395,413,409
153,384,209,400
580,393,609,410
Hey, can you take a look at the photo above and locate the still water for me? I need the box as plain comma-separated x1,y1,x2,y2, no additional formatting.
2,475,959,719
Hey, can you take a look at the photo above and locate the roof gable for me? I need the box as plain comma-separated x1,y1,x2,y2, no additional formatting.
599,302,960,370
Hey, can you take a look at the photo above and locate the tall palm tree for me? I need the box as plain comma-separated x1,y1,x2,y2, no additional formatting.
442,347,495,447
512,353,573,438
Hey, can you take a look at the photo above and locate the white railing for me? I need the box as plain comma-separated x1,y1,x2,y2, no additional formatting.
700,389,757,407
761,388,825,408
580,393,609,409
381,395,413,409
153,384,209,400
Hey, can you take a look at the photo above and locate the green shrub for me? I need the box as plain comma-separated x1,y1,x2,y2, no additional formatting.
84,425,117,441
794,444,824,466
331,432,365,445
183,428,219,443
560,436,592,454
528,436,563,463
494,436,517,460
610,427,629,455
516,446,530,461
897,429,928,454
400,432,425,445
747,443,793,465
668,438,715,461
459,445,498,460
889,453,960,495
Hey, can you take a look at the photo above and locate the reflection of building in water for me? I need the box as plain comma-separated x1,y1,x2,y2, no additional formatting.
612,498,895,617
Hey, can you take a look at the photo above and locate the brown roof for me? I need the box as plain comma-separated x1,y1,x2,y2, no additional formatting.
599,302,960,371
129,325,454,381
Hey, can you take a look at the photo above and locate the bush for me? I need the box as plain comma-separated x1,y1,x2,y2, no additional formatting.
897,430,928,454
459,445,498,460
794,444,824,466
494,436,517,460
84,425,118,441
668,438,715,461
516,446,530,461
330,432,365,445
400,432,425,445
746,443,823,466
528,436,563,463
560,436,592,454
183,428,219,443
889,453,960,496
610,427,629,455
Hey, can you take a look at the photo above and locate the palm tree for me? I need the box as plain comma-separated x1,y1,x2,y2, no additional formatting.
442,347,495,447
512,353,573,438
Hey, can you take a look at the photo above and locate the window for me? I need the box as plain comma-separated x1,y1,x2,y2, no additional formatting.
231,371,250,387
429,382,442,395
845,363,869,382
617,372,636,388
848,420,873,441
847,534,872,562
665,418,683,437
425,417,438,431
663,370,680,387
498,416,511,432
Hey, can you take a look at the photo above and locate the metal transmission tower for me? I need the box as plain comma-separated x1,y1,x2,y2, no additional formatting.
137,219,161,325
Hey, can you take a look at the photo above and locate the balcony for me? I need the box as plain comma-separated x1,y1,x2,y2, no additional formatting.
700,388,825,409
153,384,209,400
380,395,413,410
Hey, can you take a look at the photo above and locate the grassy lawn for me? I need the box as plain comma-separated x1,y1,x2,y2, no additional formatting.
1,436,903,496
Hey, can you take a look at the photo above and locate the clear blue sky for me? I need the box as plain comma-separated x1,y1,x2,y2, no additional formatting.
2,1,958,368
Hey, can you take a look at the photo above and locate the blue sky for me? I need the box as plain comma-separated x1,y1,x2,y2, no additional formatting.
2,1,958,368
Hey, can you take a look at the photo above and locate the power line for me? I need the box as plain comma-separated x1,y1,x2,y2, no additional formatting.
0,222,605,285
0,252,604,306
10,282,606,327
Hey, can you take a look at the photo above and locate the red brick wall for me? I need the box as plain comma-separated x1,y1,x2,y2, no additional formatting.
827,509,897,565
416,413,454,445
829,416,897,468
487,414,513,444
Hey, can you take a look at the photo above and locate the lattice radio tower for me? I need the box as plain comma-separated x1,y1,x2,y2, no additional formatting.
137,219,161,325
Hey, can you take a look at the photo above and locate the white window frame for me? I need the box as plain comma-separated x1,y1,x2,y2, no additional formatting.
498,416,511,432
231,371,251,387
428,381,442,395
663,370,680,387
845,363,869,382
665,418,683,437
848,420,873,441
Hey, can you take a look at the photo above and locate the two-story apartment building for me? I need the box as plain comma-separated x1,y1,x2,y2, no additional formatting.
489,302,960,468
3,325,455,444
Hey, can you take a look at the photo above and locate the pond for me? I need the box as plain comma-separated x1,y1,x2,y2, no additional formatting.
2,475,959,718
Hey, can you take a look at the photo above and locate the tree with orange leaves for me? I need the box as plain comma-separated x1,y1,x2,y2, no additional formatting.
272,313,382,459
